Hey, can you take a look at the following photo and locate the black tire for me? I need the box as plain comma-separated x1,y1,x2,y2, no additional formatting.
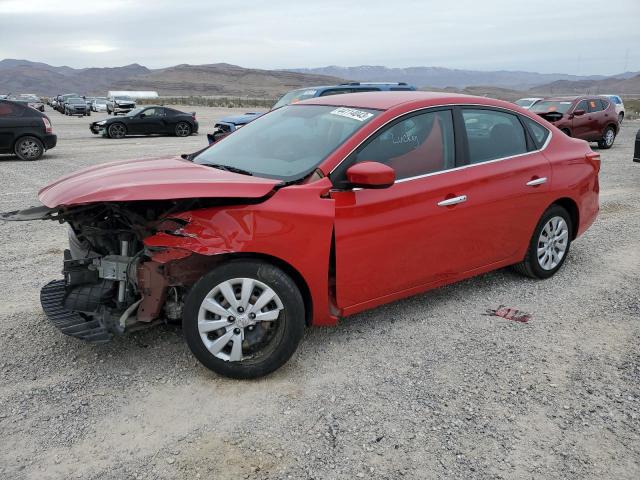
107,109,112,115
175,121,192,137
598,126,616,149
108,122,127,139
14,136,44,161
183,260,305,379
513,205,572,279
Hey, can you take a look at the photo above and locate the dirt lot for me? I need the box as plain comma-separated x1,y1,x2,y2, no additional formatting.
0,107,639,480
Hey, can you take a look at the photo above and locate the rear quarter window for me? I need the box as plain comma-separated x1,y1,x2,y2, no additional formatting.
521,116,550,149
0,102,24,117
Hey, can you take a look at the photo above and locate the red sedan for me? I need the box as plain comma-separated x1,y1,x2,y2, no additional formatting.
4,92,599,378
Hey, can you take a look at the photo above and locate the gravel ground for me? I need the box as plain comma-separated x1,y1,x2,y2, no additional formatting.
0,107,639,480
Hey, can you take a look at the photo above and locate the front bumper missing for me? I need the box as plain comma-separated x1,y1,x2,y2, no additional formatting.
40,280,112,343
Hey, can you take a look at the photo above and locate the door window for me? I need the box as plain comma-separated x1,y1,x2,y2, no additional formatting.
142,108,158,117
587,99,602,113
574,100,588,113
462,109,527,163
521,116,550,148
353,110,455,179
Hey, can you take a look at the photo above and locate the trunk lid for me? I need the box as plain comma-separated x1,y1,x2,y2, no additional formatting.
38,156,281,207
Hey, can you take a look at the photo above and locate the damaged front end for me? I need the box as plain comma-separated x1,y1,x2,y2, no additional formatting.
3,199,240,344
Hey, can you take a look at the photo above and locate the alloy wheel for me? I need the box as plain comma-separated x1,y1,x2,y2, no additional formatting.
109,124,126,139
197,278,284,362
604,128,615,147
17,138,42,160
176,123,191,137
537,216,569,270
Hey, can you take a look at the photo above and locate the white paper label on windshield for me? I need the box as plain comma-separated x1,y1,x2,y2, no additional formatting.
302,89,317,95
330,107,374,122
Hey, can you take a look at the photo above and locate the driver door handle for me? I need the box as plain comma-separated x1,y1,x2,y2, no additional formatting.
526,177,547,187
437,195,467,207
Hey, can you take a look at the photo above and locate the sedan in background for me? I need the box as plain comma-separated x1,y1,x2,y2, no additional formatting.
6,91,599,378
531,96,619,149
0,99,57,160
90,106,198,138
206,82,417,145
207,112,262,144
91,97,108,112
634,128,639,163
514,97,542,110
64,97,90,116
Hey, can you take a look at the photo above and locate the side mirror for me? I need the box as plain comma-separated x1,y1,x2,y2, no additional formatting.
346,161,395,189
573,109,586,116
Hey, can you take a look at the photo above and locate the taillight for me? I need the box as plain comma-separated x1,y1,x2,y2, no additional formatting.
586,151,600,172
42,117,52,134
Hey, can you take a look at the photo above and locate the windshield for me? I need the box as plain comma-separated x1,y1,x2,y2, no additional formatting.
515,99,536,107
68,98,84,104
531,100,574,114
194,105,379,181
94,98,107,104
115,96,133,101
272,88,320,109
125,107,145,117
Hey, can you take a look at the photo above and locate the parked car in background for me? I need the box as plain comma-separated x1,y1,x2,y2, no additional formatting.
207,112,262,144
601,95,625,124
55,94,80,113
64,97,90,116
91,97,108,112
531,96,619,149
514,97,543,110
0,99,56,160
84,97,95,110
90,106,198,138
5,91,600,378
207,82,417,144
106,96,136,115
634,128,640,163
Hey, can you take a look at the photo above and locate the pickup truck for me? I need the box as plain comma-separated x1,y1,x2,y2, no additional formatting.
106,96,136,115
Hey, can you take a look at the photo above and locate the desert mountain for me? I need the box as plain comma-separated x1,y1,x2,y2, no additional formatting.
286,65,609,90
530,74,640,95
0,59,343,97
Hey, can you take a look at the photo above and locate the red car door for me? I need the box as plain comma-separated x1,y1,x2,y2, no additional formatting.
331,107,552,311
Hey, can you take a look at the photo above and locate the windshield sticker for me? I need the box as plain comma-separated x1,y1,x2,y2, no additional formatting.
330,107,374,122
302,89,317,96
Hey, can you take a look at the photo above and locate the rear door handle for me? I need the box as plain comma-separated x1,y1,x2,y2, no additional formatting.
526,177,547,186
437,195,467,207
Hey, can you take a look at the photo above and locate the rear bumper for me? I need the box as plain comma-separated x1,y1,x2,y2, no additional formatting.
43,134,57,150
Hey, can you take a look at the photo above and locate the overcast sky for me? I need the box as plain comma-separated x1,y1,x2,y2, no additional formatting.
1,0,639,75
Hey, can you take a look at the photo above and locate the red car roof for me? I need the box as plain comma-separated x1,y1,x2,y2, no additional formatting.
299,90,522,112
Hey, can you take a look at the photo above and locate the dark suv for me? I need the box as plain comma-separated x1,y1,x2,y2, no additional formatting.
531,96,619,149
65,97,90,116
0,100,57,160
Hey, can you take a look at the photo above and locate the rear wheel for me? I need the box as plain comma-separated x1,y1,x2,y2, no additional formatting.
598,126,616,149
513,205,572,279
183,260,305,379
108,122,127,139
175,122,192,137
14,136,44,161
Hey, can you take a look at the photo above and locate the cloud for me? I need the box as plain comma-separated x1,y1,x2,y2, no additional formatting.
0,0,638,75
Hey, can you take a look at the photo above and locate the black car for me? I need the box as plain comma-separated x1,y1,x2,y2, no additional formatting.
0,100,57,160
90,106,198,139
65,97,90,116
634,128,640,163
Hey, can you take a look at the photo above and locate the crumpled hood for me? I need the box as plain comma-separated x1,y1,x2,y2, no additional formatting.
219,112,264,125
38,156,281,208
